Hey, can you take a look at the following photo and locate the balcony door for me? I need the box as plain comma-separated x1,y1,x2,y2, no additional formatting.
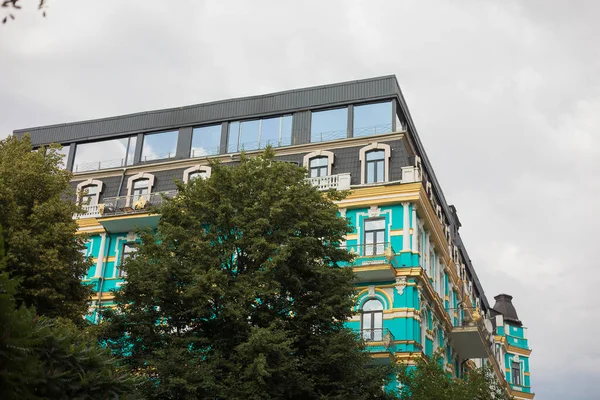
364,218,385,256
361,299,383,341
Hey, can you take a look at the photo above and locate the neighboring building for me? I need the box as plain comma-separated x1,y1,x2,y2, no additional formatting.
492,294,534,399
14,75,532,397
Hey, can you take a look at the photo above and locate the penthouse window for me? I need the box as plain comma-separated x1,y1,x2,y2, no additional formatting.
72,137,136,172
191,124,222,157
54,144,70,169
141,131,178,162
311,107,348,143
227,115,292,153
353,101,392,137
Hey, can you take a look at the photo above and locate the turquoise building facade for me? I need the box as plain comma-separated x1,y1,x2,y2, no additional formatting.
16,76,533,398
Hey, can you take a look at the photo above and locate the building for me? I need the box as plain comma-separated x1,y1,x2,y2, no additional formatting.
14,75,533,397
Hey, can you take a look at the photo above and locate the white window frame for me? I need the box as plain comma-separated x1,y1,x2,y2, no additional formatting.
359,142,391,184
303,150,334,177
183,165,212,183
126,172,155,206
76,178,104,205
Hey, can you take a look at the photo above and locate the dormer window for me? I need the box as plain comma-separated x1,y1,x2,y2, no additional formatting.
76,179,104,206
303,150,334,178
126,172,155,207
359,143,391,184
81,185,99,205
183,165,212,183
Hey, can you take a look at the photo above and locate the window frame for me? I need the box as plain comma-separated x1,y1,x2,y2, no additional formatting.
76,178,104,206
126,172,155,206
140,130,179,162
302,150,334,177
364,218,386,256
359,142,391,184
310,107,349,143
360,299,384,341
117,242,137,278
511,361,521,385
227,115,292,153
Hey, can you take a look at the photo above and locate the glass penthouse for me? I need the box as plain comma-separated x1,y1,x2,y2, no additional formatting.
14,75,533,398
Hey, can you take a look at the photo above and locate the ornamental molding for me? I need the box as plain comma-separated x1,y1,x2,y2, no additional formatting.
395,276,407,295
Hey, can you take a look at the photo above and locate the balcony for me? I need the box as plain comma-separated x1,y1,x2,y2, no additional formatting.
342,243,398,282
448,308,493,359
306,173,351,191
73,191,177,220
356,328,396,364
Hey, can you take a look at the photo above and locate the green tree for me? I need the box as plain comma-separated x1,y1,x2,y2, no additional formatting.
101,149,395,400
0,226,141,399
397,352,512,400
0,135,93,325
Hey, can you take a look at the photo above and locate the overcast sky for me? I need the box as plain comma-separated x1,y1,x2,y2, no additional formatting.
1,1,598,398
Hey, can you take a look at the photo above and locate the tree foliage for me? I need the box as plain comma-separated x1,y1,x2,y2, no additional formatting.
396,353,512,400
100,149,394,400
0,226,141,399
0,135,93,325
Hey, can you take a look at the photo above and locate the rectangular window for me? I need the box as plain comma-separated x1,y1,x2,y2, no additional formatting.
73,137,136,172
366,150,385,183
311,107,348,143
191,124,222,157
132,179,150,202
309,157,329,178
141,131,178,162
81,185,99,205
353,101,392,137
118,243,137,277
511,362,521,385
227,115,292,153
364,218,385,256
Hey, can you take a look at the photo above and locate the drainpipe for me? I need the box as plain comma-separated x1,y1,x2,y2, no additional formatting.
117,167,128,198
95,167,127,322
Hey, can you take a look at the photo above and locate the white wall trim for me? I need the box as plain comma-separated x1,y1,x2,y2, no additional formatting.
303,150,335,176
183,165,212,183
359,142,391,184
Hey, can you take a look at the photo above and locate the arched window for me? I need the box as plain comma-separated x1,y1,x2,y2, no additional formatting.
76,178,104,207
302,150,334,177
309,156,329,178
126,172,155,207
361,299,383,341
359,143,391,184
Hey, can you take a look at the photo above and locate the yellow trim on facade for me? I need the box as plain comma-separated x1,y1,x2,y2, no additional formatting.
106,256,116,262
507,345,532,356
524,372,531,376
76,218,100,227
100,213,153,222
389,229,404,236
345,234,358,240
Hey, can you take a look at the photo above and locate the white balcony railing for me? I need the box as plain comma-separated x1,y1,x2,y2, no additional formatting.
74,204,103,219
306,173,351,191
